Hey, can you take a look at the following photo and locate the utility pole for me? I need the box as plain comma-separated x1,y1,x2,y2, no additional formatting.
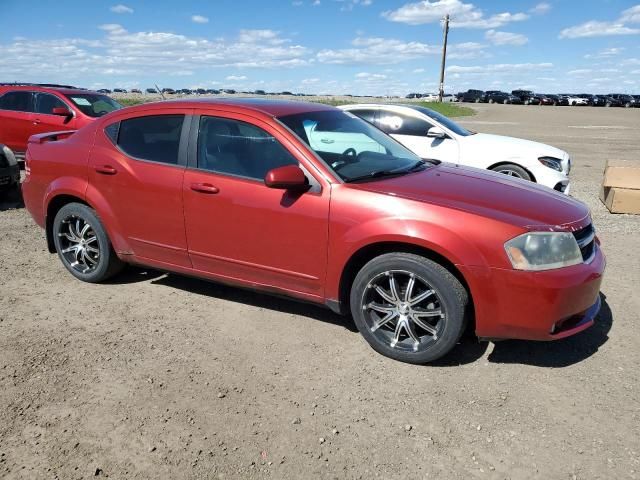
438,14,450,102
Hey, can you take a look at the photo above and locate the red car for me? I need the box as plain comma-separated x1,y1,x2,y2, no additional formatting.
22,99,605,364
0,83,122,162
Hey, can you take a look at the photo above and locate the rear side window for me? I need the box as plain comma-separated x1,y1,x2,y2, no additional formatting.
117,115,184,165
34,93,67,114
197,116,297,180
0,91,34,112
377,112,433,137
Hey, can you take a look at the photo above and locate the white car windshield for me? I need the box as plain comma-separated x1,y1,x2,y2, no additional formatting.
279,110,428,183
409,106,473,137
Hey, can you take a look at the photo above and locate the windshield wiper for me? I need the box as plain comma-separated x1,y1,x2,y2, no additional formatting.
345,160,427,183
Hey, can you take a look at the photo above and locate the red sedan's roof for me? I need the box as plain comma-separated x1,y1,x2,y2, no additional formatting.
128,97,336,118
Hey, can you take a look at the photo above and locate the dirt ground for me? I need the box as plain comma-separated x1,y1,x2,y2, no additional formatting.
1,103,639,480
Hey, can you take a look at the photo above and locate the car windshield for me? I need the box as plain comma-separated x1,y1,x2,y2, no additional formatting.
409,106,473,137
64,93,123,117
278,110,426,183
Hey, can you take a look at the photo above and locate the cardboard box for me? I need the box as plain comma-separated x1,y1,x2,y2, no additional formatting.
600,160,640,214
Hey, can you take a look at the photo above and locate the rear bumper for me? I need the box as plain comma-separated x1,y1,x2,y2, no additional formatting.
464,245,605,341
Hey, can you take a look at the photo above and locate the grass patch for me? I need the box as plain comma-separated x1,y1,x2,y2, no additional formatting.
112,96,475,118
407,102,475,117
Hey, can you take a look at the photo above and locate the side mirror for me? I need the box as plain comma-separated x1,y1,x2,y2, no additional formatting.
426,126,446,139
264,165,308,190
52,107,72,117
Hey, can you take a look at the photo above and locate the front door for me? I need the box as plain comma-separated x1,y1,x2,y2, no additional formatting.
31,92,77,135
377,110,459,162
88,111,191,267
182,112,330,299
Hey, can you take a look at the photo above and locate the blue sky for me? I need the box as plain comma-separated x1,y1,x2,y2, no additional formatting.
1,0,639,95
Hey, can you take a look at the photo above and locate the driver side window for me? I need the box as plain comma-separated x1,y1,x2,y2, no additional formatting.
197,116,298,181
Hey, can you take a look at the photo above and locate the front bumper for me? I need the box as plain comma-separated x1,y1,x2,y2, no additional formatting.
463,244,605,341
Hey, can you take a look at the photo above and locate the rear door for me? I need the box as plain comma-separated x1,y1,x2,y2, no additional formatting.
88,110,192,267
32,92,77,135
0,90,35,154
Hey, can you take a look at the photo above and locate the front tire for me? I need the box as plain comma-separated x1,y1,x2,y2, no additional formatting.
490,163,532,181
350,253,468,364
52,203,124,283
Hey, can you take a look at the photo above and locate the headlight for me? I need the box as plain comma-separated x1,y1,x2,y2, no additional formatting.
504,232,583,271
538,156,563,172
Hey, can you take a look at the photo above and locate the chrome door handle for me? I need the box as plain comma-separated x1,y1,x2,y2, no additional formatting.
320,138,334,144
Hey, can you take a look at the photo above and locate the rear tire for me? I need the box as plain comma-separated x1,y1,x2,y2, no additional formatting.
490,163,532,181
52,203,124,283
350,253,468,364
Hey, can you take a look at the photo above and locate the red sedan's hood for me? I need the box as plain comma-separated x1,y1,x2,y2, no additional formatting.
350,163,590,231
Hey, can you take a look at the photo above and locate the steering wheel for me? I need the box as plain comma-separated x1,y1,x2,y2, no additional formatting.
342,148,357,157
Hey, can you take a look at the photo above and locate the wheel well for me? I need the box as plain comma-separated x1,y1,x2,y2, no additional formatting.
45,195,89,253
487,161,537,183
337,242,474,329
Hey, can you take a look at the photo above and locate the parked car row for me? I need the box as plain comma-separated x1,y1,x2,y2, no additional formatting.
456,89,640,107
101,87,316,97
20,96,604,365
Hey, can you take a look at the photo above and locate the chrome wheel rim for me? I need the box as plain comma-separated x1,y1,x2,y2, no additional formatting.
58,215,100,274
361,270,445,353
496,168,523,178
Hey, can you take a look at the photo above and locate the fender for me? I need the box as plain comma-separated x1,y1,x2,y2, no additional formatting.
325,216,490,302
83,182,132,254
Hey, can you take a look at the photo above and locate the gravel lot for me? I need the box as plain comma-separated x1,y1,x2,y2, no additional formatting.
1,103,639,480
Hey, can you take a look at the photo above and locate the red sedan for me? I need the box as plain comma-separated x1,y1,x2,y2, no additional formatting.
21,99,605,363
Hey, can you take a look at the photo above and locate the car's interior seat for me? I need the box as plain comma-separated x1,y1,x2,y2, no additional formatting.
200,120,249,177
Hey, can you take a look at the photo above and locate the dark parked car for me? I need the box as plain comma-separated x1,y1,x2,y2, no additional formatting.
145,88,158,94
131,89,142,94
196,88,207,95
608,94,637,108
405,93,422,99
536,94,555,105
113,88,127,93
543,94,565,106
482,91,520,104
511,90,540,105
458,89,484,103
254,90,266,95
0,144,20,194
205,89,219,94
179,89,193,95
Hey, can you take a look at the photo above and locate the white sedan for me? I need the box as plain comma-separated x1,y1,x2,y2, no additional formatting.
338,104,571,193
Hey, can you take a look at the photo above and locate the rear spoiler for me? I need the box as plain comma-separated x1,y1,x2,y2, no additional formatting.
28,130,77,144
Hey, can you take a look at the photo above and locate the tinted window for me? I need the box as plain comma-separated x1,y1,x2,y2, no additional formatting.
349,109,376,124
117,115,184,165
378,112,433,136
0,91,34,112
104,122,120,144
198,116,298,180
410,106,473,137
34,93,67,114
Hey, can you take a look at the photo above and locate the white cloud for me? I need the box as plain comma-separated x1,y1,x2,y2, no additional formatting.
447,62,552,73
413,68,426,73
316,36,486,65
355,72,387,80
559,21,640,39
191,15,209,24
110,4,133,14
226,75,247,81
530,2,550,15
560,5,640,39
620,5,640,23
0,25,312,83
382,0,528,28
485,29,528,45
584,47,624,59
567,69,592,76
